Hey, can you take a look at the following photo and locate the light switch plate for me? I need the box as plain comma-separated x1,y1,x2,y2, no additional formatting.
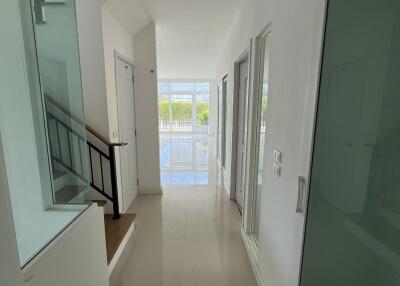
273,149,282,163
273,163,281,177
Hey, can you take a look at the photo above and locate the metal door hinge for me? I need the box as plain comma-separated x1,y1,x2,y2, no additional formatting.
137,179,139,186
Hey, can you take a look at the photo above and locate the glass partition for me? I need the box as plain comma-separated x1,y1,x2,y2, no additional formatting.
0,0,90,267
32,0,91,205
300,0,400,284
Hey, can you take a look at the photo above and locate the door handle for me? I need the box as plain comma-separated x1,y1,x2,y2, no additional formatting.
296,176,307,213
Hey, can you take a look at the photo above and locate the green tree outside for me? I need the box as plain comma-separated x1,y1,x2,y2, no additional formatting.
158,100,209,125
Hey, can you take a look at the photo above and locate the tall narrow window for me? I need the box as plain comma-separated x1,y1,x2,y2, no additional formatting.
251,31,272,243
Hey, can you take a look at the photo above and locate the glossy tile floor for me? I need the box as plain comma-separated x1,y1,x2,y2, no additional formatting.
160,133,209,186
121,135,257,286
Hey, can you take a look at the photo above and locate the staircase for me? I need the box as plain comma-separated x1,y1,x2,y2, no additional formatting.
45,95,125,219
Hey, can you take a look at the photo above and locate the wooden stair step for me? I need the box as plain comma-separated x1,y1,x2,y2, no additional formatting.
104,213,136,265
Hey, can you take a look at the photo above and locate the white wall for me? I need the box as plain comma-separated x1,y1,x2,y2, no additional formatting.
0,132,24,286
101,8,136,210
76,0,109,138
101,7,135,141
101,12,161,198
24,206,109,286
133,23,162,193
208,83,218,139
216,0,326,285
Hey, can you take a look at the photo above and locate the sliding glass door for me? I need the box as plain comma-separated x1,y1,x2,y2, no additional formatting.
300,0,400,284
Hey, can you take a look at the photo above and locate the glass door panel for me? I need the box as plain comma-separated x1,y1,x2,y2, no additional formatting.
171,95,193,132
301,1,400,285
158,94,170,132
196,94,209,127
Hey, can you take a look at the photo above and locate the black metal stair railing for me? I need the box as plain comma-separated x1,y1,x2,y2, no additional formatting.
45,96,123,219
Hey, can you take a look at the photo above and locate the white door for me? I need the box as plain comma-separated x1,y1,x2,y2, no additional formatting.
116,56,138,212
236,57,250,211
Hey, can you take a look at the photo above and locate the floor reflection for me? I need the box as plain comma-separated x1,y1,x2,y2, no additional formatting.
123,159,257,286
160,133,209,185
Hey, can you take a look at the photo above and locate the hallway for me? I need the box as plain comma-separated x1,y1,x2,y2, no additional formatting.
160,133,209,186
121,155,257,285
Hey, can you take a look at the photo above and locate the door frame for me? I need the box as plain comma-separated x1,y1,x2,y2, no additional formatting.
114,50,139,212
217,76,227,168
242,25,271,236
216,80,221,166
218,75,228,171
230,44,252,202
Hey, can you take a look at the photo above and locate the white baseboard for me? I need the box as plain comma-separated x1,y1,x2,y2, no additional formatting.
241,228,264,286
139,189,163,195
222,169,234,200
139,187,163,195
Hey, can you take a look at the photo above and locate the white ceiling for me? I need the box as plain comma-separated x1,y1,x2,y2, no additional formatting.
102,0,151,36
103,0,244,79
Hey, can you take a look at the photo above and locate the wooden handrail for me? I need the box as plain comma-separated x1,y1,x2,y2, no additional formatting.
86,125,127,147
45,95,127,147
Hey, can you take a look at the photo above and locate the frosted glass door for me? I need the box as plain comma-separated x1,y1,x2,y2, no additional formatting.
300,0,400,285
